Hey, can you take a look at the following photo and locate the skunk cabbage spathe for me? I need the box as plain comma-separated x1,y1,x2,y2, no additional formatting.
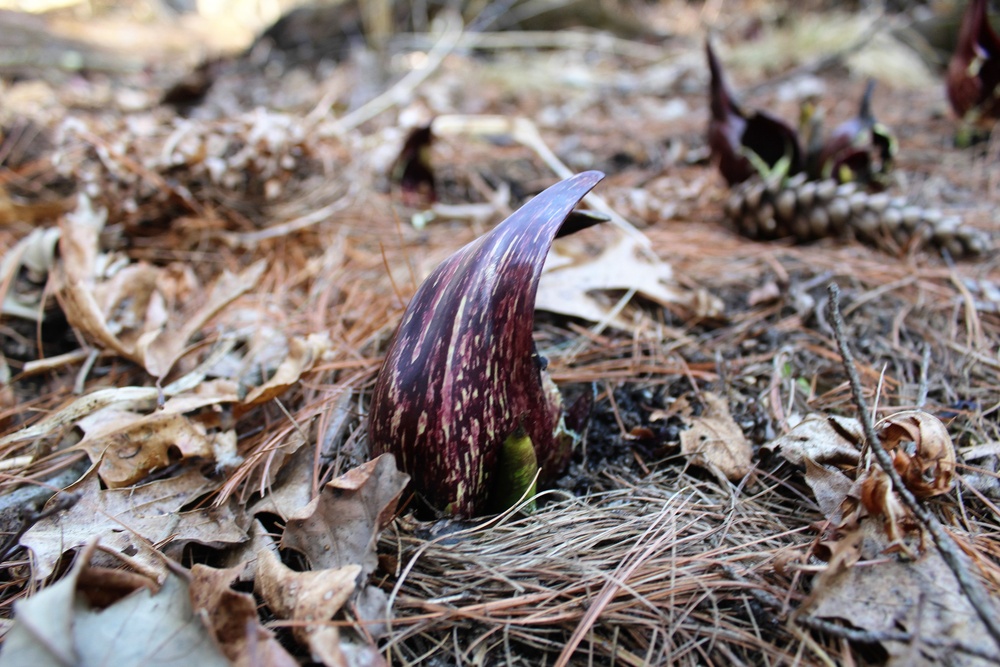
368,171,605,517
706,39,804,186
947,0,1000,126
808,80,896,186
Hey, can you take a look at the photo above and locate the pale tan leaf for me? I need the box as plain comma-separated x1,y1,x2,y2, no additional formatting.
256,549,361,667
0,386,160,447
536,233,722,330
678,393,752,481
806,522,997,666
763,414,863,467
75,409,218,488
140,260,267,378
0,548,228,667
0,226,61,320
248,436,317,521
803,458,854,523
242,332,331,407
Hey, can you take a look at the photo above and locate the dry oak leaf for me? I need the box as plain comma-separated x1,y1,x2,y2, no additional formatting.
0,549,228,667
805,522,998,666
248,432,315,521
536,232,723,331
239,332,332,411
21,467,247,580
803,458,855,524
281,454,409,579
763,414,863,467
256,549,367,667
678,393,752,481
75,408,221,488
54,195,266,377
190,563,298,667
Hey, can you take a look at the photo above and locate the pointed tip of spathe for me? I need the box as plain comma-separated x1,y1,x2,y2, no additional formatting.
705,37,736,122
858,78,876,121
565,170,606,188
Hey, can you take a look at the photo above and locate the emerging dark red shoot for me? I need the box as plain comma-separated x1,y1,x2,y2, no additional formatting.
391,124,436,206
808,80,897,187
368,171,605,517
947,0,1000,128
706,39,803,186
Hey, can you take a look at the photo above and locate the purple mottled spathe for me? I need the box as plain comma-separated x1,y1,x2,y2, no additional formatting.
706,39,803,186
368,171,605,517
947,0,1000,124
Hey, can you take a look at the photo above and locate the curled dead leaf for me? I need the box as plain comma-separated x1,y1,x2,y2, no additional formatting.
20,467,247,581
239,332,331,410
0,551,231,667
53,194,268,378
873,410,956,499
537,232,723,331
857,466,914,547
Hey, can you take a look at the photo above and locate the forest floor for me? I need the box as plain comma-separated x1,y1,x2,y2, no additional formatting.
0,1,999,665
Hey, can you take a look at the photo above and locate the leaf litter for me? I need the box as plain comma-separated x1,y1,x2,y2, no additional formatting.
1,1,999,665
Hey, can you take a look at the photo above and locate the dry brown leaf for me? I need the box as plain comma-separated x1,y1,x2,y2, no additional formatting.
747,279,782,307
21,467,247,580
219,519,277,582
53,194,267,377
190,563,298,667
75,409,222,488
678,393,752,481
0,543,228,667
874,410,956,499
764,414,863,467
804,522,998,666
281,454,409,578
536,232,723,330
256,549,362,667
55,195,157,360
240,332,332,409
248,436,317,521
139,260,267,378
803,458,854,523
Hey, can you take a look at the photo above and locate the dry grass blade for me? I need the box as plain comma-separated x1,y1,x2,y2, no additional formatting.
380,467,817,665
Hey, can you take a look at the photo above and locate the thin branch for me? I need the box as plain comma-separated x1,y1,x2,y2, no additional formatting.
917,343,931,409
826,282,1000,651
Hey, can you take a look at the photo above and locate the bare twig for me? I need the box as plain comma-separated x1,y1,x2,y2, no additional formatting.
826,282,1000,650
916,344,931,409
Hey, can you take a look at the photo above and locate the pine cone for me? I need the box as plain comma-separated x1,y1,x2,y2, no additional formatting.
723,174,991,258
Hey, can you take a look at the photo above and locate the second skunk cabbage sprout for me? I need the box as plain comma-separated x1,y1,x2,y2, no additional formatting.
803,80,897,188
706,38,804,186
368,171,604,518
947,0,1000,131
